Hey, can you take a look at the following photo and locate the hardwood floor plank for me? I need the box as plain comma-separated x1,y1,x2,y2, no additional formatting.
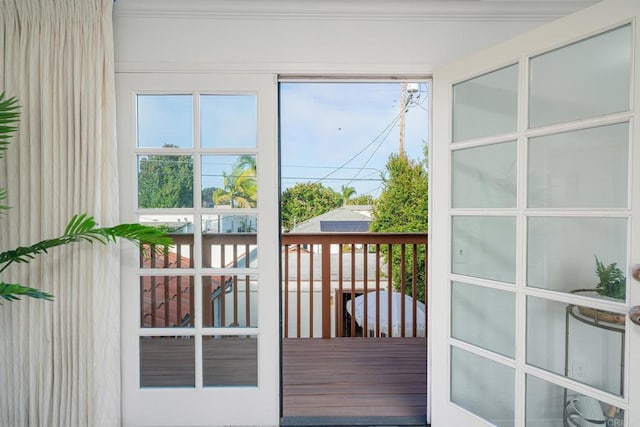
282,337,427,418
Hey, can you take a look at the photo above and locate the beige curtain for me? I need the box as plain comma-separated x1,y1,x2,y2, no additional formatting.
0,1,120,426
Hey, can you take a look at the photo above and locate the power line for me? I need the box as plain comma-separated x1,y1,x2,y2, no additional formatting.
343,113,397,189
339,83,428,190
314,111,402,185
282,176,382,182
282,164,381,172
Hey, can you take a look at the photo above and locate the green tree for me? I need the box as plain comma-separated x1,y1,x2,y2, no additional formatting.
201,187,215,208
138,144,194,208
212,155,257,208
370,153,428,302
280,182,341,231
347,194,375,206
340,185,356,206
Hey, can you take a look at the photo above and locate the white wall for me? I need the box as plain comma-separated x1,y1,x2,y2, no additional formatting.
114,0,598,75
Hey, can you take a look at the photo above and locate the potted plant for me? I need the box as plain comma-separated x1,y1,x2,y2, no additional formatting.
594,257,626,300
571,256,626,324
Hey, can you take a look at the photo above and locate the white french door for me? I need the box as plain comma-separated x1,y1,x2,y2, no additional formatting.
431,0,640,426
116,73,280,426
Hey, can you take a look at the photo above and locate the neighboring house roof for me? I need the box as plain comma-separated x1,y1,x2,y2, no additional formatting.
141,251,196,328
291,205,373,233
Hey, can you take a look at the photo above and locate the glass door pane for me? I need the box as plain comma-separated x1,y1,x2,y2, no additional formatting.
451,347,515,427
451,216,516,283
527,123,629,209
529,24,631,128
527,216,627,298
527,296,625,396
453,64,518,142
526,375,625,426
452,141,517,208
451,282,515,357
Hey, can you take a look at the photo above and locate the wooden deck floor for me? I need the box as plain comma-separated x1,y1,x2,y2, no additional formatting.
283,338,427,419
139,336,427,423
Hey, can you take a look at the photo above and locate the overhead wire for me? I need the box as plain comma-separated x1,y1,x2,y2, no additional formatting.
283,81,430,195
342,82,428,190
342,110,401,189
313,109,402,185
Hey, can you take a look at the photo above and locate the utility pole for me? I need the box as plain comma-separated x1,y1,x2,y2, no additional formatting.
399,83,407,157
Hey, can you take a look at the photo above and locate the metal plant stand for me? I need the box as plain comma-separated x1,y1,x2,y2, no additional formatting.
563,303,625,426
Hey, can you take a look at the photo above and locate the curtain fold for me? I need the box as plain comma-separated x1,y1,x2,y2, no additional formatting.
0,1,120,426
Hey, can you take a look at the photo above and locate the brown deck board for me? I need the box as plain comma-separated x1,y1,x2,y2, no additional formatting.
283,337,427,418
139,337,257,387
138,336,428,421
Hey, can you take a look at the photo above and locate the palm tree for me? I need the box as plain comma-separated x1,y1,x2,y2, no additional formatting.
0,94,19,215
340,185,356,206
213,155,257,208
0,93,172,302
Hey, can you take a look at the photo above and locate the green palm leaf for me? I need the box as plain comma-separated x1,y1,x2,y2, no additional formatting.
0,93,20,159
0,214,172,272
0,214,173,301
0,188,9,213
0,282,53,302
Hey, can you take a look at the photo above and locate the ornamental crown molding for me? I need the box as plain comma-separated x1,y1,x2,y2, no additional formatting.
115,0,600,22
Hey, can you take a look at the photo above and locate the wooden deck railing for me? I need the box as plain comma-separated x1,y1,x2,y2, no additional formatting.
282,233,427,339
140,232,428,339
141,233,257,329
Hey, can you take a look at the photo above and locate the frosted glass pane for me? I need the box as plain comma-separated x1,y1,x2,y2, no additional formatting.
453,64,518,142
452,141,517,208
451,347,514,427
452,216,516,283
528,123,628,208
529,25,631,128
527,217,627,298
452,282,515,358
526,297,625,395
526,375,624,427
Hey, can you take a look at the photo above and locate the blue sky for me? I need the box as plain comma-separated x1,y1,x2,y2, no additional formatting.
280,82,429,198
137,82,430,201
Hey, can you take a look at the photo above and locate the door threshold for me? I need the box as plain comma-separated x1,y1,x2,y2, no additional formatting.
280,416,428,426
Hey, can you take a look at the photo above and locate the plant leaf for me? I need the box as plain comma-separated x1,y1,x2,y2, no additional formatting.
0,188,9,213
0,282,53,302
0,93,20,160
0,214,173,275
